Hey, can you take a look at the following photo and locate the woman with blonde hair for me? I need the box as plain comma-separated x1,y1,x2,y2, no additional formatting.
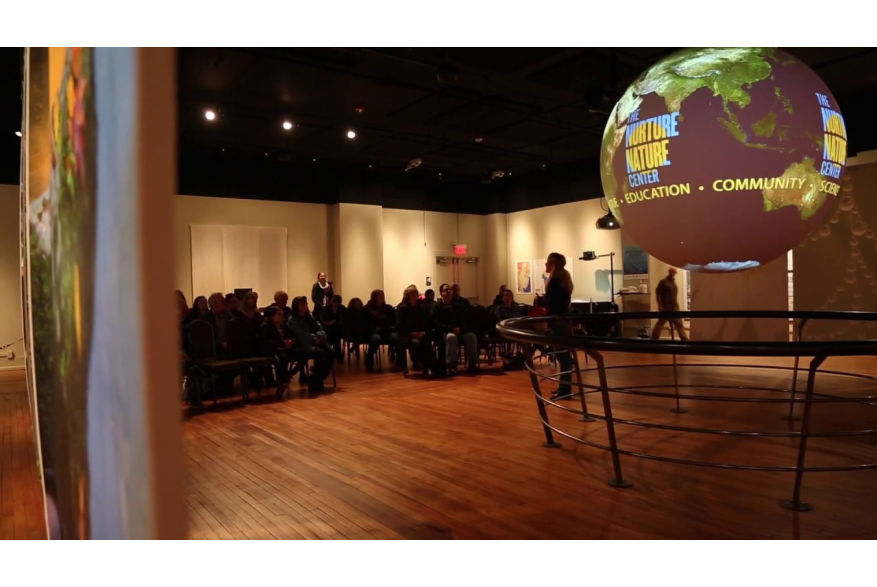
544,252,574,401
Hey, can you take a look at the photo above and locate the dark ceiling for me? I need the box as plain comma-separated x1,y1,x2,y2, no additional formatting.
0,48,23,186
176,48,877,185
2,48,877,212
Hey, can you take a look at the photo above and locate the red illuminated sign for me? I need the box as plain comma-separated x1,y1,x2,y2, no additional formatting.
454,244,467,255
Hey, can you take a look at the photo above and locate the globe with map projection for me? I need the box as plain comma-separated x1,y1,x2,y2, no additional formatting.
600,47,848,272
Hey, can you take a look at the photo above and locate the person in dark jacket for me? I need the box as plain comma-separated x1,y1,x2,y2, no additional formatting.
321,294,345,361
184,295,208,325
240,291,263,330
259,306,293,391
364,289,397,371
396,286,434,376
226,293,246,319
422,288,436,315
493,289,524,322
431,284,479,374
492,284,509,307
273,290,292,320
451,283,471,312
544,253,574,400
288,296,335,391
311,272,334,321
203,292,231,355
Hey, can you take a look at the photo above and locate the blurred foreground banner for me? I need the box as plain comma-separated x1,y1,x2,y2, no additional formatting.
22,47,183,539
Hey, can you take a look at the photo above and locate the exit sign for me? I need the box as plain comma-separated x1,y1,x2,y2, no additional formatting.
453,244,467,255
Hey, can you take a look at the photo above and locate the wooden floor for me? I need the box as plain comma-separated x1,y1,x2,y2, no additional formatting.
182,353,877,539
0,371,46,540
3,353,877,539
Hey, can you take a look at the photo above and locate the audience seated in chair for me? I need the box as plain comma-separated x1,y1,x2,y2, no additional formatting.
492,284,509,307
421,288,436,315
321,294,345,361
185,295,208,326
431,283,479,374
259,306,293,392
364,289,397,372
288,296,335,392
396,286,435,377
451,283,471,312
493,288,524,322
240,291,263,330
203,292,232,356
226,292,246,319
272,290,292,320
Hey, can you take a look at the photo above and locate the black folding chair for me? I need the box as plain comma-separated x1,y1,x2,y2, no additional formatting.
227,318,278,399
187,320,244,406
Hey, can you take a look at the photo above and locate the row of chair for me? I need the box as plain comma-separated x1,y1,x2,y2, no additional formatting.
338,303,527,370
185,318,335,406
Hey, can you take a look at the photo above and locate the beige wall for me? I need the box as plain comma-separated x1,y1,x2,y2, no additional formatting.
174,196,497,307
0,184,24,370
482,213,509,304
174,195,330,302
381,209,491,304
507,199,623,304
337,203,384,303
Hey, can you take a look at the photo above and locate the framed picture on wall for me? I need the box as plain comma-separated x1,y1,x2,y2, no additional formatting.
515,260,533,294
533,259,547,294
623,245,649,280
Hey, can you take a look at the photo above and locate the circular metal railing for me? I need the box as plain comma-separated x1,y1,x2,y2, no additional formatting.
497,310,877,511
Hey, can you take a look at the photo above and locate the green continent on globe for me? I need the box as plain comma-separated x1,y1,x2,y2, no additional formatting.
762,157,825,220
601,47,785,223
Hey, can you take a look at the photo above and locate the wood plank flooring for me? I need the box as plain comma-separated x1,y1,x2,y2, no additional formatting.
182,353,877,539
3,353,877,539
0,371,46,540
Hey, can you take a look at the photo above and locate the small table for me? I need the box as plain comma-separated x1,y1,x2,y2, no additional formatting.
618,292,651,338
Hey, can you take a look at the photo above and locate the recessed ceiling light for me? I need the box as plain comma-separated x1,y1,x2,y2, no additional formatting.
15,131,21,137
264,153,268,156
474,137,483,143
347,130,356,139
313,158,317,162
368,165,372,168
204,109,216,121
282,121,293,130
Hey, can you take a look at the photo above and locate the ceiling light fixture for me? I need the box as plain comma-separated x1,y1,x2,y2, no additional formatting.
347,130,356,139
282,121,293,130
474,137,483,143
15,131,22,137
204,109,216,121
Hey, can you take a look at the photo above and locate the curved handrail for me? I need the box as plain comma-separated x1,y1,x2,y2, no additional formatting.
508,312,877,511
497,310,877,357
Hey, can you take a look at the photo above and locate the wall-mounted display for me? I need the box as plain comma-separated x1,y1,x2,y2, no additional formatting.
515,260,532,294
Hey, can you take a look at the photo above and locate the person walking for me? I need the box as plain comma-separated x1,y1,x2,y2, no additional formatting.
651,267,688,341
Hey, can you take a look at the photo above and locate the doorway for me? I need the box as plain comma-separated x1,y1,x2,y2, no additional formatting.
435,256,480,304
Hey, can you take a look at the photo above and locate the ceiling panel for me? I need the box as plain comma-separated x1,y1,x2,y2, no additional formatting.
448,47,568,74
